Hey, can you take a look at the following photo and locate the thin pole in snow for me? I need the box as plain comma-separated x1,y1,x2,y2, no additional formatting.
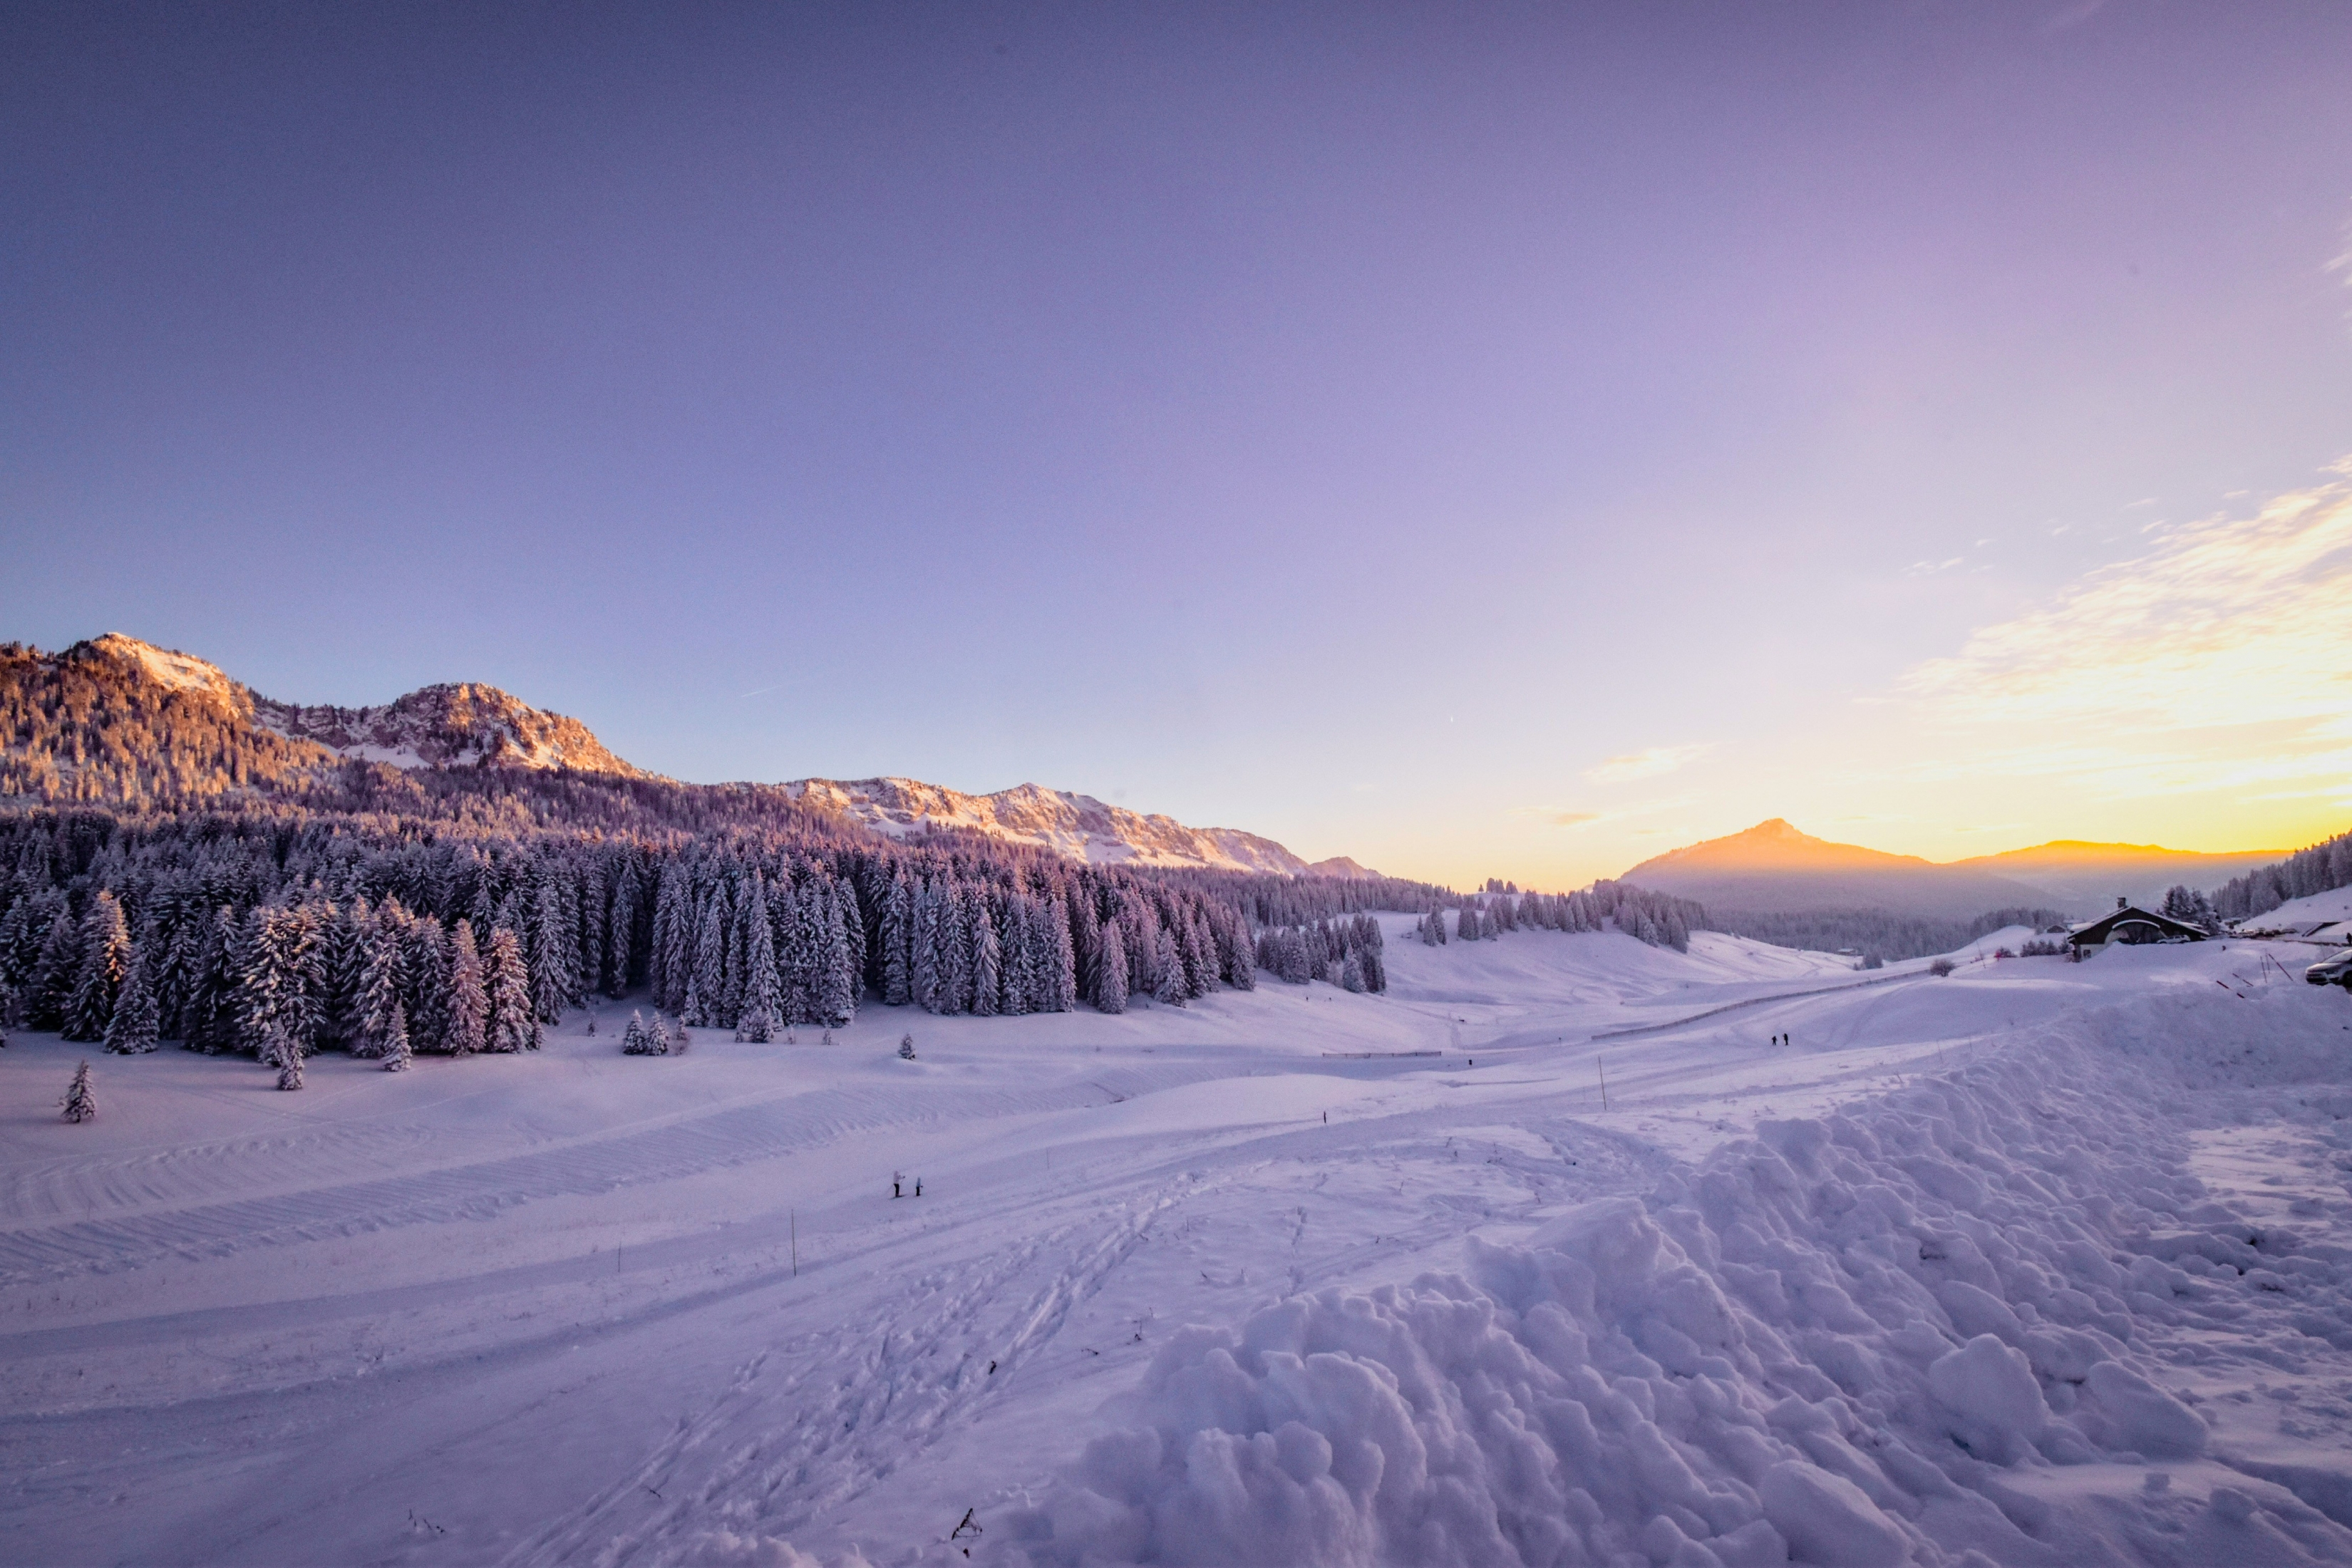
1597,1055,1609,1110
791,1209,798,1277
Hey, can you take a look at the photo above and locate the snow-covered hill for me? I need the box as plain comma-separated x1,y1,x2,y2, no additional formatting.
788,775,1337,875
9,927,2352,1565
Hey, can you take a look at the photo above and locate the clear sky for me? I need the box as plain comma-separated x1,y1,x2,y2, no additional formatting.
6,2,2350,889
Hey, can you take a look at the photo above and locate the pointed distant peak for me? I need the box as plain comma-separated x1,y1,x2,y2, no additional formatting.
1739,817,1810,840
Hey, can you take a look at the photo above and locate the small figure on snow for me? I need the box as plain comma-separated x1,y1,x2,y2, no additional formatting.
60,1060,96,1123
585,1014,597,1037
899,1033,916,1061
821,1030,833,1048
892,1172,903,1199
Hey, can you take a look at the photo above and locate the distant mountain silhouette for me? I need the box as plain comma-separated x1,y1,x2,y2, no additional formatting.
1624,819,2061,920
1626,819,2288,922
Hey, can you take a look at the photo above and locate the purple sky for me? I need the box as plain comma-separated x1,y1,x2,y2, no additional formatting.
6,3,2351,886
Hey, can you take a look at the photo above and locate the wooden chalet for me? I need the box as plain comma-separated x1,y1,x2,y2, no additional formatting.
2066,898,2209,953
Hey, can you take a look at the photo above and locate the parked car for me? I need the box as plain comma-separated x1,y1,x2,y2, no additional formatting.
2306,951,2352,988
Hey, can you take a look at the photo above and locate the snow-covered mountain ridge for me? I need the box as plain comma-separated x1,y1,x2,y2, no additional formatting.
74,634,651,778
253,683,648,777
785,776,1373,877
37,636,1368,877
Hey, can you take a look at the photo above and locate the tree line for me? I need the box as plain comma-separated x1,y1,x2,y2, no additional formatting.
0,808,1477,1063
2212,827,2352,922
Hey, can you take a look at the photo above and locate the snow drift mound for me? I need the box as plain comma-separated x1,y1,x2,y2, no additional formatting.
994,988,2352,1566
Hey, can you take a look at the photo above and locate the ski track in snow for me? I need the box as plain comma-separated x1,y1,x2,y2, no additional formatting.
5,924,2352,1565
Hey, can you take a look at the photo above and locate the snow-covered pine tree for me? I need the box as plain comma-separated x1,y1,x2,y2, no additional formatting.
911,880,942,1013
816,887,857,1027
181,904,239,1052
1152,927,1184,1006
622,1009,658,1054
382,1001,412,1071
969,896,1001,1017
1095,921,1128,1013
103,942,160,1053
737,879,782,1041
649,1012,673,1055
1340,951,1366,993
651,860,691,1011
30,894,88,1030
938,885,974,1015
721,875,751,1026
236,905,322,1058
64,891,132,1042
444,919,488,1057
150,898,199,1041
1047,892,1079,1011
348,912,403,1058
882,871,914,1006
1068,889,1101,1005
483,926,537,1052
691,884,728,1028
530,879,572,1026
60,1059,96,1123
400,910,451,1054
605,853,640,999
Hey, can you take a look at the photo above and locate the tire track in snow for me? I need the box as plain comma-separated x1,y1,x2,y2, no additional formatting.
0,1067,1220,1286
500,1172,1212,1568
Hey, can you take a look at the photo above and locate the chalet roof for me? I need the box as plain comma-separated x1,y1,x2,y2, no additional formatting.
2065,904,2209,947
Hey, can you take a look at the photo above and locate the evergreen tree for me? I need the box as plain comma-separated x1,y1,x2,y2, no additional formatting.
692,886,728,1028
401,911,452,1054
60,1059,96,1123
912,880,943,1013
1152,927,1185,1006
737,878,782,1040
1095,921,1128,1013
30,894,88,1029
182,904,239,1052
882,871,914,1006
816,887,857,1026
63,891,132,1042
606,854,640,999
1048,893,1079,1011
348,913,403,1058
1341,951,1366,993
969,897,1001,1017
444,919,488,1057
530,879,572,1025
103,943,161,1053
237,906,324,1057
382,1001,413,1071
483,926,537,1052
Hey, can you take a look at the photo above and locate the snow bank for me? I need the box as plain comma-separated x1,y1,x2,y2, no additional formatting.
994,986,2352,1565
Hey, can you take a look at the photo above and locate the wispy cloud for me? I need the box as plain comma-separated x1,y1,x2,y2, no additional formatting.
1584,743,1713,783
1532,810,1601,827
1898,463,2352,796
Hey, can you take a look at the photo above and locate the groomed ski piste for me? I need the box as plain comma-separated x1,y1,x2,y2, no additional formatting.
6,922,2352,1567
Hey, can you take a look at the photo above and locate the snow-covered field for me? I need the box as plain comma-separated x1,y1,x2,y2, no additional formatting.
6,923,2352,1566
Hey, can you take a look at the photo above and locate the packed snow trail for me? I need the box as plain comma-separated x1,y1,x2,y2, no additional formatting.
4,926,2351,1565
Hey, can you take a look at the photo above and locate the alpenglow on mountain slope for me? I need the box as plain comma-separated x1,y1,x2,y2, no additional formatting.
786,776,1375,877
0,634,1358,877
